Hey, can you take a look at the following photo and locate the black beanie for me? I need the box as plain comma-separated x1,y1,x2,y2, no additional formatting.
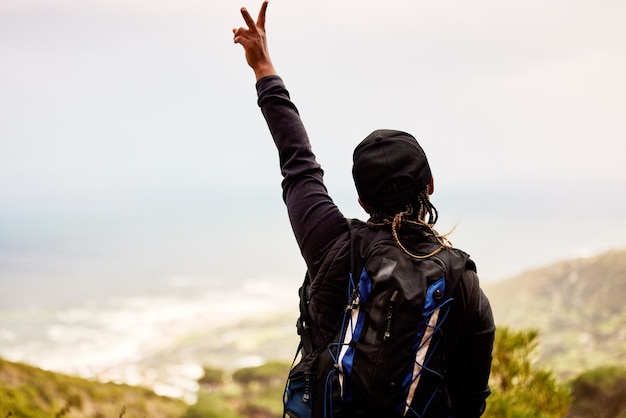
352,129,432,210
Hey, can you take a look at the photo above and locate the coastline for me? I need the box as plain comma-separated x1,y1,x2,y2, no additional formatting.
0,275,300,403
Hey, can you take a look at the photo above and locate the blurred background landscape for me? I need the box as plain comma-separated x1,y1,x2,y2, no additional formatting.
1,0,625,416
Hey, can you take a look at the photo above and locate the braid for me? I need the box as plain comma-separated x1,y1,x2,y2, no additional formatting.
417,190,438,227
366,190,452,259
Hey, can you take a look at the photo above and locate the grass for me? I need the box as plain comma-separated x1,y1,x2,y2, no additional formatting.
0,358,187,418
0,357,290,418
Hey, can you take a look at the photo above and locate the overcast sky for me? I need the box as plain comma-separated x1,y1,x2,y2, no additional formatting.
1,0,625,296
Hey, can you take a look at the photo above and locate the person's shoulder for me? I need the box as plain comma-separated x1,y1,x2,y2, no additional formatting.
347,217,378,239
347,217,367,228
464,257,477,273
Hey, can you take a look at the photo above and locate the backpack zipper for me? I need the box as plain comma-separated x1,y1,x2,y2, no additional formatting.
384,290,399,341
346,287,360,311
302,372,311,403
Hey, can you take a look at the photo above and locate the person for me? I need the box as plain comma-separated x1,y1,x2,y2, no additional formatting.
233,2,495,417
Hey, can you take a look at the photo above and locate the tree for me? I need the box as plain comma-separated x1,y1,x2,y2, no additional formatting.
485,326,571,417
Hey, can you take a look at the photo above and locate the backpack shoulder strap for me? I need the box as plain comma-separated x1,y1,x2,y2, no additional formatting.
296,272,314,355
347,218,364,281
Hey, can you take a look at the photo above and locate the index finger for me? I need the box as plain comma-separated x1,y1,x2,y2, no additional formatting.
257,1,269,30
240,7,256,30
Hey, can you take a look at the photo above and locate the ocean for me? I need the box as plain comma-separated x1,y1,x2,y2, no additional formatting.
0,273,299,404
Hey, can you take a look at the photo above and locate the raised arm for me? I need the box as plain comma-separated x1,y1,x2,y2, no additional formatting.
232,0,277,80
231,2,349,280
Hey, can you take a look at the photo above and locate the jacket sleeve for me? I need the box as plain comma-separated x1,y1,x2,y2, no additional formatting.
256,75,348,278
446,269,496,417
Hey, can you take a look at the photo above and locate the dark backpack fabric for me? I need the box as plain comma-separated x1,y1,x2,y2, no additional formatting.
284,219,473,418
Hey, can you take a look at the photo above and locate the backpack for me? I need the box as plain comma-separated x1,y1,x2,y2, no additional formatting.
283,219,471,418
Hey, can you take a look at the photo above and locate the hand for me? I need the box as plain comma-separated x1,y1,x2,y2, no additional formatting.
233,1,277,80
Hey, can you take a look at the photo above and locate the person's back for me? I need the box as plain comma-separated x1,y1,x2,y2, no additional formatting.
232,2,495,416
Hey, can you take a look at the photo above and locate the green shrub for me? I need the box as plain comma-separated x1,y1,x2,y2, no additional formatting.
232,361,289,386
485,327,571,417
568,366,626,418
183,392,242,418
198,367,225,387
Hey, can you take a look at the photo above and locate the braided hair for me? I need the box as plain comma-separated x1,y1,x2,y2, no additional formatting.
366,188,452,259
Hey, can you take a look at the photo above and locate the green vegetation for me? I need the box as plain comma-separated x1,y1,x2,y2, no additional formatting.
0,358,187,418
3,328,625,418
485,326,571,417
0,357,291,418
484,248,626,379
568,366,626,418
234,362,289,416
186,361,290,418
183,392,242,418
485,326,626,417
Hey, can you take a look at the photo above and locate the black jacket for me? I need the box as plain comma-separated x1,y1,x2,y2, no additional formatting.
256,75,495,416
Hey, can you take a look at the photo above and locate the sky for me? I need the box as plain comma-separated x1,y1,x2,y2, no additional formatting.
1,0,626,304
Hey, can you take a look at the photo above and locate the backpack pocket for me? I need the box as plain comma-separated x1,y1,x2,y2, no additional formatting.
284,368,312,418
284,348,322,418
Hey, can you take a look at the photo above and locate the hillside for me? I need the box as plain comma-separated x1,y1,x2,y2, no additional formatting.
0,357,187,417
484,248,626,379
0,356,291,418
